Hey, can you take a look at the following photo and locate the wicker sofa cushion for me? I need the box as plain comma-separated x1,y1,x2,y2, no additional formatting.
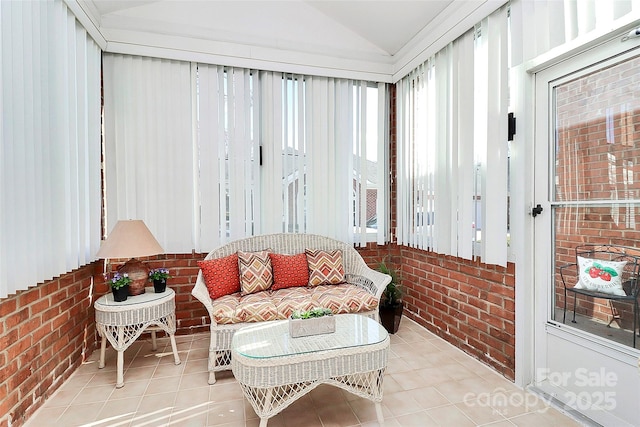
209,294,241,324
210,284,378,325
236,292,280,322
312,284,379,313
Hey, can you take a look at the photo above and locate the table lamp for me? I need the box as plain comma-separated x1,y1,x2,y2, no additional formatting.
96,220,164,295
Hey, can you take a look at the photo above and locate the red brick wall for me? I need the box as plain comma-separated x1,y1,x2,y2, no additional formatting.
399,247,515,379
97,253,210,336
1,243,517,427
358,243,516,380
0,262,100,427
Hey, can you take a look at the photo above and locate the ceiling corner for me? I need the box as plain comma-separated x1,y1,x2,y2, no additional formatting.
65,0,108,49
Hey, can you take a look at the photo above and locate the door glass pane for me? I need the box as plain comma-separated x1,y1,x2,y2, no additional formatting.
553,204,640,347
553,55,640,203
551,54,640,348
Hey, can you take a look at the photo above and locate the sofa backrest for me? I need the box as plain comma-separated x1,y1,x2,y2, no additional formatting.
201,233,368,277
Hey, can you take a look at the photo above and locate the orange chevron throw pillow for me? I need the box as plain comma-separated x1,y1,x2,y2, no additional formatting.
270,253,309,290
305,249,345,286
198,253,241,300
238,250,273,295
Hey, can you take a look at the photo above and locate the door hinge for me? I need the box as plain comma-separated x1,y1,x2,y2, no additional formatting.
508,112,516,141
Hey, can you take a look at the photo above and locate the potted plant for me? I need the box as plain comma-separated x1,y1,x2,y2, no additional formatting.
148,268,170,293
289,307,335,337
109,272,132,302
378,259,403,334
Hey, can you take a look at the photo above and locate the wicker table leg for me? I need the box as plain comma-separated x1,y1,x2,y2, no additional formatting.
259,387,274,427
169,334,180,365
375,402,384,424
151,329,157,351
98,333,106,369
116,327,125,388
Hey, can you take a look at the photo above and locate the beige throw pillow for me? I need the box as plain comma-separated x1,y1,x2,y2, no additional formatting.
238,250,273,295
305,249,345,286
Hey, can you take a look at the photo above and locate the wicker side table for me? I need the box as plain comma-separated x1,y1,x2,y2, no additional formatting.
231,314,390,427
95,287,181,388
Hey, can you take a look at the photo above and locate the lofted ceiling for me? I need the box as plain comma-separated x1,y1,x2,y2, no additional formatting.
75,0,501,81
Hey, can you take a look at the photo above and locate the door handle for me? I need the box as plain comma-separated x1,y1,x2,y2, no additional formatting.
532,204,543,217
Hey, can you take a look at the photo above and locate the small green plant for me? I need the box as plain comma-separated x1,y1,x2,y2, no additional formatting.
378,259,402,308
148,268,170,281
109,272,132,290
291,307,333,319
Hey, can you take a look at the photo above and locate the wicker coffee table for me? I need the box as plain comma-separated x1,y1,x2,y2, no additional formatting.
231,314,389,427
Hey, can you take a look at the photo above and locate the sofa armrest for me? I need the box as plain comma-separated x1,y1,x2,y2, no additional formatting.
346,268,391,303
192,270,218,327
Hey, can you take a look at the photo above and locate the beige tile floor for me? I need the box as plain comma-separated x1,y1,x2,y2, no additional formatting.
25,318,582,427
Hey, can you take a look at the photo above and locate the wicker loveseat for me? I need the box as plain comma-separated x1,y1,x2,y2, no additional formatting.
192,233,391,384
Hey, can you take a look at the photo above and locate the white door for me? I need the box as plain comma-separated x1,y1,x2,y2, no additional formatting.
533,36,640,426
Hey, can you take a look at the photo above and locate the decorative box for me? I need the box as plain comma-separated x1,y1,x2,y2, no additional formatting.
289,315,336,338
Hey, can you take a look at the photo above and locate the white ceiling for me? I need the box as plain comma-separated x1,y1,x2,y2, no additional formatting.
75,0,501,81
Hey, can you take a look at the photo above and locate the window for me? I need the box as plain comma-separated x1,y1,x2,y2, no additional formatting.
353,84,384,240
396,5,509,266
197,68,388,250
1,0,102,298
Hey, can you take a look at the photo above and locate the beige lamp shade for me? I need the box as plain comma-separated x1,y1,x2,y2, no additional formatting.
96,220,164,259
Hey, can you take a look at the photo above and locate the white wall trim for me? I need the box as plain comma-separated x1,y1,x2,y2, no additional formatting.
63,0,107,50
64,0,510,84
391,0,507,83
105,35,395,82
510,63,536,389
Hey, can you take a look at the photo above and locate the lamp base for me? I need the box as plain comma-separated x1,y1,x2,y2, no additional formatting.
119,259,148,296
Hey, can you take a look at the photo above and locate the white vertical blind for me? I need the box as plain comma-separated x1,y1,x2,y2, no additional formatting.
333,78,354,243
479,7,509,266
353,81,367,246
105,62,387,255
434,47,452,255
197,65,224,250
455,31,475,261
259,70,284,235
103,54,194,253
254,72,388,247
197,65,261,249
376,82,390,245
519,0,640,62
396,5,508,267
0,0,101,299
